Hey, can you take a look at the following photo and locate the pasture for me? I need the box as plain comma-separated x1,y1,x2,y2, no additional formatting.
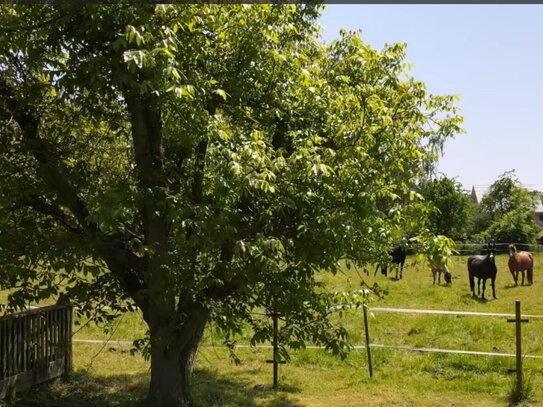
7,253,543,406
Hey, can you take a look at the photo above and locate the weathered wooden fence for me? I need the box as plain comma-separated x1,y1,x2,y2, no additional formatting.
0,305,72,399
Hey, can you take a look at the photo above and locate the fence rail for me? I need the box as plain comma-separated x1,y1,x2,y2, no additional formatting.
0,305,72,399
453,243,543,255
363,301,537,392
369,306,543,319
369,344,543,359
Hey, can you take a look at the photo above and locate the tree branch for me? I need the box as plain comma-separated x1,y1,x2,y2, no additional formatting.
123,92,170,255
0,78,147,303
124,93,164,189
192,139,208,203
22,195,84,235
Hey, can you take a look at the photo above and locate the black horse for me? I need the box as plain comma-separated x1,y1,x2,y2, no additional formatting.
374,245,407,279
467,242,497,300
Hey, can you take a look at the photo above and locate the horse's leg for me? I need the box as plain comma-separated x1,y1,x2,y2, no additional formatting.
481,278,487,300
469,272,475,297
477,278,482,296
521,270,525,286
374,264,379,277
512,270,518,286
432,270,436,285
492,277,497,299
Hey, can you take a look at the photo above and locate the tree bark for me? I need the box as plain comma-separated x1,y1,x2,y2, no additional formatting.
145,307,208,407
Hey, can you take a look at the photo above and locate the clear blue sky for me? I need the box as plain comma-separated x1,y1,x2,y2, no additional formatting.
319,5,543,199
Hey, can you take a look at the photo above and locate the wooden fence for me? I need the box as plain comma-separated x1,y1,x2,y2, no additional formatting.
0,305,72,399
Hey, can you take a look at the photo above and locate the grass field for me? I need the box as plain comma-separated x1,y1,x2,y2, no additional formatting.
7,254,543,406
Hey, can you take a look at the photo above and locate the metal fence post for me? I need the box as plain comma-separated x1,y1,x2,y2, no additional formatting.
363,304,373,378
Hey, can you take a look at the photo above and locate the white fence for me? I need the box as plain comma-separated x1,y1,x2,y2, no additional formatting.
363,300,540,394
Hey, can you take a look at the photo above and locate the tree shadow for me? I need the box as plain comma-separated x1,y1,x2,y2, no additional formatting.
193,368,303,407
8,367,303,407
9,370,147,407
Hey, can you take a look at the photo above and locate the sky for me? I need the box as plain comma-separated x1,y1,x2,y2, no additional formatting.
319,5,543,199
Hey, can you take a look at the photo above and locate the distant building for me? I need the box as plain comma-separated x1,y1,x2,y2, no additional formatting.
470,186,478,205
534,203,543,228
535,203,543,245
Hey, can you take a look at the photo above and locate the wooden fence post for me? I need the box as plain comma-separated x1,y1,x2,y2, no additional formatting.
516,300,522,396
65,306,72,376
363,304,373,378
272,313,278,388
507,299,528,397
265,312,285,389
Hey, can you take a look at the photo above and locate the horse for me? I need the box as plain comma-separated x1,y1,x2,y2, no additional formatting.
432,264,452,285
374,245,407,280
467,242,497,300
508,244,533,286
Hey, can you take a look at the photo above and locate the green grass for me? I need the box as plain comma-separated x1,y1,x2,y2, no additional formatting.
6,254,543,406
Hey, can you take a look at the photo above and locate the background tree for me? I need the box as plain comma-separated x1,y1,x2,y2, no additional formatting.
0,5,462,405
473,170,539,246
480,170,534,220
418,176,471,240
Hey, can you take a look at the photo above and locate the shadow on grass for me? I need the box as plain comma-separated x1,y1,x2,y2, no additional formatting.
503,282,533,290
193,368,302,407
7,368,302,407
9,370,147,407
460,293,490,304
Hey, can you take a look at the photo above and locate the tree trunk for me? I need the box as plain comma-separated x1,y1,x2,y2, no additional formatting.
145,307,208,407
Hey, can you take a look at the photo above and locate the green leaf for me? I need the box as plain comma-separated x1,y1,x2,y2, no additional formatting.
215,89,227,101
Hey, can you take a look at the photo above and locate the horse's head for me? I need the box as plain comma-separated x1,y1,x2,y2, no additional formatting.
444,269,452,284
508,244,517,257
487,242,497,262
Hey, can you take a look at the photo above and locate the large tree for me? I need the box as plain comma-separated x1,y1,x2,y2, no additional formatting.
0,5,461,405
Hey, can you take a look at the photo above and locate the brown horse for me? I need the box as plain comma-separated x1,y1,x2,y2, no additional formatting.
508,244,534,286
432,264,452,285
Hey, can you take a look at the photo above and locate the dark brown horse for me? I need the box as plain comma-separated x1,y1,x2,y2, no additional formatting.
508,244,534,286
374,245,406,279
468,242,497,300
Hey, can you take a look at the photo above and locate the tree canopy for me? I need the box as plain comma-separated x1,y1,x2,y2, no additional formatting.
418,176,471,240
0,5,462,405
474,171,539,245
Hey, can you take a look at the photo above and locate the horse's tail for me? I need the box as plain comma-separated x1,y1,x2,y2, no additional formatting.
467,259,474,293
527,252,534,284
